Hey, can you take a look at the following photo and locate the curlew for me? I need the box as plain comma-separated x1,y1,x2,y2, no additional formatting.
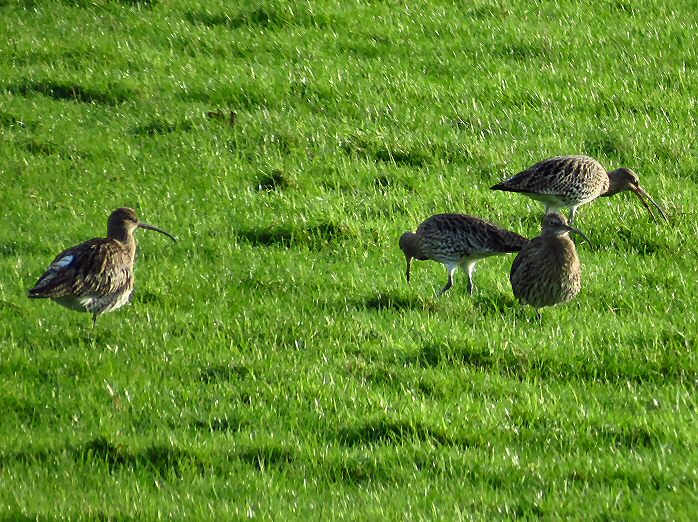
491,155,667,224
399,213,528,295
28,207,176,325
509,212,590,318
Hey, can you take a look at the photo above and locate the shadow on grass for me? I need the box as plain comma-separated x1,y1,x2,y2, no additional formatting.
358,291,427,312
235,222,344,249
471,291,521,318
410,335,698,384
255,169,294,191
184,5,286,29
373,173,415,192
5,81,134,105
0,447,55,467
133,118,194,136
235,445,295,471
591,423,656,449
72,437,300,476
0,299,24,315
79,437,204,477
340,135,431,168
198,364,252,383
335,419,483,449
584,132,628,161
496,41,550,62
325,455,394,484
608,229,667,256
0,111,36,130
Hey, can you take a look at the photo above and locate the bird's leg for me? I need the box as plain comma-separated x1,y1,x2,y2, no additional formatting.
466,262,477,296
438,265,457,295
405,259,412,283
569,206,577,226
535,309,542,321
92,313,97,327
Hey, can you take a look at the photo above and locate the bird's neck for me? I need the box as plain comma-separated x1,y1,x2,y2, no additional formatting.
600,171,622,197
542,234,577,265
400,233,423,260
107,225,136,251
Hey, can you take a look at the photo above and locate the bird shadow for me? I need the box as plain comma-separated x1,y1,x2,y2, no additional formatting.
353,291,435,312
469,291,523,318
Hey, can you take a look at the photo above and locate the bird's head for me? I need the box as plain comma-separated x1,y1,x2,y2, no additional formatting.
399,232,420,282
108,208,177,242
605,168,668,223
542,212,591,245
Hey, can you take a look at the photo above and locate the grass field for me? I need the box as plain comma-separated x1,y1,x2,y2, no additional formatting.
1,0,697,518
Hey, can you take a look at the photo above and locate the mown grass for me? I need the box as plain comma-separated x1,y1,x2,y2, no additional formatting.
1,0,697,519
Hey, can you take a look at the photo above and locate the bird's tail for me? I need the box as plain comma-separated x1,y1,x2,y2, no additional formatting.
28,271,70,299
496,229,529,253
28,284,51,299
490,180,529,193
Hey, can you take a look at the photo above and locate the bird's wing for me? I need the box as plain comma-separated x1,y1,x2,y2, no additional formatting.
28,239,133,299
509,237,541,282
456,215,529,253
493,156,598,194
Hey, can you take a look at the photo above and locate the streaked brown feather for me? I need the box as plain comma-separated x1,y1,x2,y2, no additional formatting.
29,239,134,301
509,214,582,311
490,155,614,223
400,213,528,294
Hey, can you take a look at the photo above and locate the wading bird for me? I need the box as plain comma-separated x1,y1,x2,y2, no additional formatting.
491,155,667,224
399,213,528,295
509,212,590,318
28,207,176,325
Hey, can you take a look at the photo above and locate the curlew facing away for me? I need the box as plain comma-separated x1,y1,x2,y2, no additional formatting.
28,207,176,325
399,213,528,295
491,155,667,224
509,212,590,318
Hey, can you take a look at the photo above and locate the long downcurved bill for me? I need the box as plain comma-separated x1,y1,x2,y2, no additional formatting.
138,222,177,242
633,185,669,223
566,225,592,247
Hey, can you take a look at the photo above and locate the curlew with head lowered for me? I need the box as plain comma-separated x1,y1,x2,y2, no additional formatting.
491,155,667,224
400,213,528,296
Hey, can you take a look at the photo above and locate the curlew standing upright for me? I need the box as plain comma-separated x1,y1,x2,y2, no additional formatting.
509,212,590,318
399,213,528,295
28,207,176,325
491,155,667,224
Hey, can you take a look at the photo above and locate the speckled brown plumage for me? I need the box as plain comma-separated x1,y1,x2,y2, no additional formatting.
28,208,176,325
491,155,667,224
509,213,589,317
400,213,528,295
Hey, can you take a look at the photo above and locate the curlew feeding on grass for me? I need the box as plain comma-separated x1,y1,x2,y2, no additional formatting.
491,155,667,224
399,213,528,295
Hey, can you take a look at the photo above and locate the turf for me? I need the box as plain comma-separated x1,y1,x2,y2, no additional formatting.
1,0,697,519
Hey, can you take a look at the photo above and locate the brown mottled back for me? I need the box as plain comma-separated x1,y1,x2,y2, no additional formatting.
400,213,528,295
509,213,583,313
28,238,135,302
414,214,528,262
491,155,609,206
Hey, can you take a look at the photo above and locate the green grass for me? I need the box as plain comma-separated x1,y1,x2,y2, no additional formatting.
1,0,697,518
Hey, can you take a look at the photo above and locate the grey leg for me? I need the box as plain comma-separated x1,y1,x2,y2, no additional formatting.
439,265,457,295
466,262,477,296
569,206,577,225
